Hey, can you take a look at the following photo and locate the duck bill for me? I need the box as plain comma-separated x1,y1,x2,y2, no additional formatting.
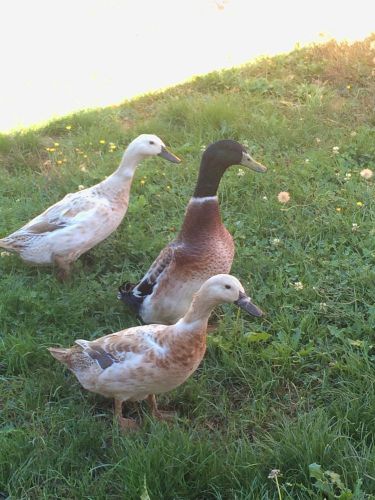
234,291,263,317
241,152,267,173
158,146,181,164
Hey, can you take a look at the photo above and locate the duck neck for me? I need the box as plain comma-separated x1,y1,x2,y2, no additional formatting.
193,154,229,198
179,197,222,242
98,147,145,196
181,290,217,325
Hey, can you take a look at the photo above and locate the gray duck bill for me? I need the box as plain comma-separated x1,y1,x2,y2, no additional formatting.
234,291,263,317
158,146,181,163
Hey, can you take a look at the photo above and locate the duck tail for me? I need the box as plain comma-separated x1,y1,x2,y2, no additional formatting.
117,281,143,314
0,238,12,250
48,347,72,367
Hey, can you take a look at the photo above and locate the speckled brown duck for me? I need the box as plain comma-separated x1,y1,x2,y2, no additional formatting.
49,274,263,431
118,140,267,324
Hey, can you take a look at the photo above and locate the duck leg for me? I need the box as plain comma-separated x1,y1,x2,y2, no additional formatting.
53,255,72,282
147,394,176,421
114,399,139,431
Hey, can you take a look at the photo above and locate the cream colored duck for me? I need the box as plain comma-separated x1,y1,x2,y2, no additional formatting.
0,134,180,279
49,274,262,430
119,140,267,324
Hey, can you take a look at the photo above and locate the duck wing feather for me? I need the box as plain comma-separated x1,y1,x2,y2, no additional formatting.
118,244,175,310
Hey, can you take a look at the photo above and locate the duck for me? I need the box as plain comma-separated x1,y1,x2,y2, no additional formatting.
0,134,180,280
48,274,263,430
118,140,267,324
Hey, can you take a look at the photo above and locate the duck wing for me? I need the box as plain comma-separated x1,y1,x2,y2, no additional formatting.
23,192,101,233
118,244,175,310
4,191,110,242
74,324,167,369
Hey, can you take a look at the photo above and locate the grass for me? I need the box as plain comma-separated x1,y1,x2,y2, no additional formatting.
0,36,375,499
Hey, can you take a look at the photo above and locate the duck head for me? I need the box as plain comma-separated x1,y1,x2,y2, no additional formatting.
200,274,263,317
194,140,266,197
127,134,181,163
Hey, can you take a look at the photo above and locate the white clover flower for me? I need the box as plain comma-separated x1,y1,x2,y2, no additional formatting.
332,146,340,154
268,469,281,479
319,302,328,311
262,195,268,201
360,168,373,180
305,159,310,163
277,191,290,203
271,238,281,246
237,168,245,177
315,137,321,143
292,281,304,290
352,223,359,232
78,185,85,190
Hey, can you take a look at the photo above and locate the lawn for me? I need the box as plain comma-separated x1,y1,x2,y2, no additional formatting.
0,37,375,499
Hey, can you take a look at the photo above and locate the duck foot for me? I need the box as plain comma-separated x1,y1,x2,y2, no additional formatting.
147,394,177,421
117,416,140,432
207,322,219,335
115,399,139,432
53,255,72,282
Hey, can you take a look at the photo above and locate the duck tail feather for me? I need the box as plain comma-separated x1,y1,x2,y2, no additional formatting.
48,347,72,366
117,281,143,313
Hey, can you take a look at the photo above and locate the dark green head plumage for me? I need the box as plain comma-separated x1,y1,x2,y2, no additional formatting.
193,140,267,198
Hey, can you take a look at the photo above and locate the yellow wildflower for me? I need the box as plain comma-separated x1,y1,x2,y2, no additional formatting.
65,125,72,130
356,201,363,207
99,140,106,144
54,142,59,147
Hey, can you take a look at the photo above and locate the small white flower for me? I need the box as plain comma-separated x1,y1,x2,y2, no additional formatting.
315,137,321,143
332,146,340,154
271,238,281,246
352,223,359,231
319,302,328,311
237,168,245,177
268,469,281,479
305,158,310,163
292,281,304,290
78,185,85,190
0,251,11,257
262,196,268,201
350,131,357,137
200,144,206,152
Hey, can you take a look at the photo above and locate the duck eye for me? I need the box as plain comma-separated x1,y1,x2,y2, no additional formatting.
149,140,155,145
225,285,231,289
